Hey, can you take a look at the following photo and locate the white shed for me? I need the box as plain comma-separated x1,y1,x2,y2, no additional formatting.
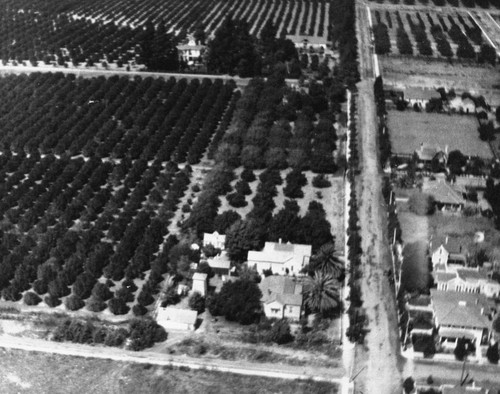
156,307,197,331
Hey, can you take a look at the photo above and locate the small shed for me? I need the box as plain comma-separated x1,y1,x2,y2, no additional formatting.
156,307,197,331
192,272,207,296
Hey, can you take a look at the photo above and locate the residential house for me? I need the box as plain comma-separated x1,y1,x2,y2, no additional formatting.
430,235,468,272
448,96,476,114
177,35,205,66
259,275,303,320
416,383,489,393
423,179,466,211
156,307,197,331
435,268,500,298
207,251,231,276
430,289,492,354
414,144,447,169
247,240,312,275
203,231,226,250
192,272,207,296
404,87,441,108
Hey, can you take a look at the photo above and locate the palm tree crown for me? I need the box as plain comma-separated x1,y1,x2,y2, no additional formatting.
310,242,344,279
304,271,341,314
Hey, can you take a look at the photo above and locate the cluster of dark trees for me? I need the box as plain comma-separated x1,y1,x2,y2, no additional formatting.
208,278,262,324
0,74,235,164
374,0,498,7
206,19,300,78
0,7,180,71
373,12,392,55
345,93,366,343
330,0,360,88
53,317,167,350
213,76,337,172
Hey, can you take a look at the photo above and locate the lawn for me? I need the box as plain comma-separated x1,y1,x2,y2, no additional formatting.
0,348,339,394
388,110,492,159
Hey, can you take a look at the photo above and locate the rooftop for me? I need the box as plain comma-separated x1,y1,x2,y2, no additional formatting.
423,180,465,206
192,272,208,281
430,234,465,255
259,275,303,306
404,87,441,101
207,251,231,270
430,289,490,329
157,307,197,325
247,241,312,265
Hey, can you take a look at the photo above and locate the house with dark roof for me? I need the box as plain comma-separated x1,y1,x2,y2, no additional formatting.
435,268,500,298
430,235,468,272
259,275,303,320
430,289,492,354
414,144,448,167
248,241,311,276
423,179,465,211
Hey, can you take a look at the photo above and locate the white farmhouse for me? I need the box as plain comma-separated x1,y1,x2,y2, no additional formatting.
203,231,226,250
247,241,311,275
156,307,197,331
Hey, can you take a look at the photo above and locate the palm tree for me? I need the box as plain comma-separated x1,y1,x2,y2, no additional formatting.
310,243,344,279
304,271,341,315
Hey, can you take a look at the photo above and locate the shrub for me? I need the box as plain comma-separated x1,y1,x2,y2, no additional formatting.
312,174,331,188
108,297,130,315
227,192,247,207
268,319,294,344
65,295,85,311
91,282,113,301
44,295,62,307
128,318,168,351
104,328,129,347
86,296,107,312
487,342,499,364
408,193,435,215
133,304,148,316
24,291,42,306
188,292,205,314
240,168,256,182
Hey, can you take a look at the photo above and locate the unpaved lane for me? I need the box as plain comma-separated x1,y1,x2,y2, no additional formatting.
355,79,402,394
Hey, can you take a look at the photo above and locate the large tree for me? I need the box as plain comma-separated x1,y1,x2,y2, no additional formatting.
207,18,261,77
208,279,262,324
225,219,264,263
304,271,341,315
307,243,344,279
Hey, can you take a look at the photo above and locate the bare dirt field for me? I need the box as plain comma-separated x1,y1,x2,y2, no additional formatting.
388,110,493,158
0,348,338,394
380,57,500,106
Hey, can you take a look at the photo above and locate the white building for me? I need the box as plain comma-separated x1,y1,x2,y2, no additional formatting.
259,276,303,320
247,241,311,275
435,268,500,298
192,272,207,296
203,231,226,250
156,307,197,331
177,36,205,66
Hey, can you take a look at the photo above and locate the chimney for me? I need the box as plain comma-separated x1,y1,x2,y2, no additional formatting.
445,145,448,155
278,238,282,244
445,235,448,244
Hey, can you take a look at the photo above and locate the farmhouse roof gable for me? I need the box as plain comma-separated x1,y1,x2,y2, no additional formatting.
423,180,465,206
259,276,303,306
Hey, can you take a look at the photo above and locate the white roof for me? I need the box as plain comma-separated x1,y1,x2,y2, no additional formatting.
247,242,311,265
193,272,208,281
157,307,197,325
207,252,231,270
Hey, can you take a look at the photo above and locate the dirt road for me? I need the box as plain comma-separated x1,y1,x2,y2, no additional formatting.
354,2,403,392
354,79,402,394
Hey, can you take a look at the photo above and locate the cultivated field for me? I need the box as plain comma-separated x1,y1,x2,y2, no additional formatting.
0,0,330,69
388,110,493,158
0,72,236,316
0,348,339,394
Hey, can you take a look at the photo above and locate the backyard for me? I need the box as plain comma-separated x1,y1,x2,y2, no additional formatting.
388,110,493,158
397,194,500,292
